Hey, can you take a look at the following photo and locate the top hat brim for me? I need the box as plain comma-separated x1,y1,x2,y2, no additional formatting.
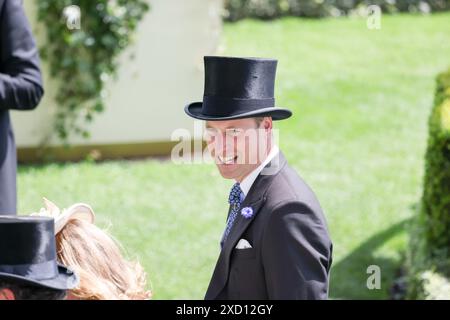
0,264,79,291
185,102,292,121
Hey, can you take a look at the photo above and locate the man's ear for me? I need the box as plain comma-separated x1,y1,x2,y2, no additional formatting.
0,288,15,300
263,117,273,130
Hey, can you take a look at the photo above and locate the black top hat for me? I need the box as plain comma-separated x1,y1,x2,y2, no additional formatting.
0,216,79,291
185,56,292,121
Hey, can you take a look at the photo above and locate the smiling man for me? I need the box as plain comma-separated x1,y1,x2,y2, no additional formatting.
185,56,332,300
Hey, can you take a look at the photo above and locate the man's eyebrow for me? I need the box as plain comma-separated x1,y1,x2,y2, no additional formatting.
205,124,243,130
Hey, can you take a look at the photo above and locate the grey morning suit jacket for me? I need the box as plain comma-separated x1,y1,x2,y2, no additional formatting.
205,152,333,300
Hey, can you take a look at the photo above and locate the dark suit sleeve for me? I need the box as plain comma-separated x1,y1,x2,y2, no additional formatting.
0,0,44,110
261,201,332,299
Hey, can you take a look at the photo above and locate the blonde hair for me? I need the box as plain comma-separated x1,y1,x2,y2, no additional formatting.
55,219,151,300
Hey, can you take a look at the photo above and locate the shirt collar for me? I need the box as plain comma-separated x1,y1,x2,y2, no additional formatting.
238,145,279,198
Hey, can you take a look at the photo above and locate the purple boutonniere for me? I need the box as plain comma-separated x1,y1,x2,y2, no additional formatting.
241,207,254,219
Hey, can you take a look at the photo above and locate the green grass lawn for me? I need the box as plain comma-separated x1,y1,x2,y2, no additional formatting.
17,13,450,299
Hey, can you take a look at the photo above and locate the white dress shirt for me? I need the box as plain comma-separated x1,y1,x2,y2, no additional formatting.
238,145,280,198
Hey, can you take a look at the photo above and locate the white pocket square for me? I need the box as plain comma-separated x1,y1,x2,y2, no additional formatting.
235,239,252,249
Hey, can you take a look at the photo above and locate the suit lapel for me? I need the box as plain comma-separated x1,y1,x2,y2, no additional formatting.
205,152,287,300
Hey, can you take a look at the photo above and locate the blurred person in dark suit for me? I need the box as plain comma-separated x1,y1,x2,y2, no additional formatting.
0,0,44,214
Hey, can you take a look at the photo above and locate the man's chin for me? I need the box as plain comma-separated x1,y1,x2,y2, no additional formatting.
216,164,239,180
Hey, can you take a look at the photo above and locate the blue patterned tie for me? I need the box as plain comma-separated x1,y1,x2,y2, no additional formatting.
221,182,244,248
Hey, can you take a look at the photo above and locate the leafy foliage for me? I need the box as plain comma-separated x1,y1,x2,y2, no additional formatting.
408,68,450,299
37,0,149,142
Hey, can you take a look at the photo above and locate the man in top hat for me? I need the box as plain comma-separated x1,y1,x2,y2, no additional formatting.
0,216,78,300
185,56,333,300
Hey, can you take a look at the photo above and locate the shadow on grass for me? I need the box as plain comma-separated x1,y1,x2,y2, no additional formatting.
330,218,411,300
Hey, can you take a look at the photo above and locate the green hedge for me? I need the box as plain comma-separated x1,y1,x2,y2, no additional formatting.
224,0,450,21
422,69,450,259
408,68,450,299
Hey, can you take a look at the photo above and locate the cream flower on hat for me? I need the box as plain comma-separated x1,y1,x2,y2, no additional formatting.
31,198,95,234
